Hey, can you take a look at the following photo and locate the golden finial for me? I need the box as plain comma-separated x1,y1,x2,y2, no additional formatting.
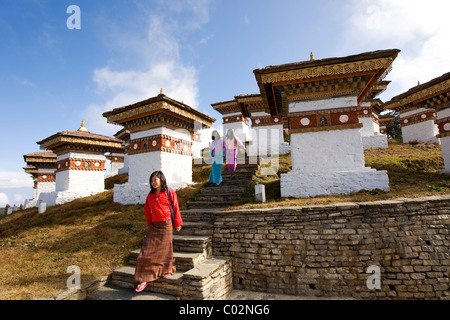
310,52,315,61
160,88,164,95
78,120,89,132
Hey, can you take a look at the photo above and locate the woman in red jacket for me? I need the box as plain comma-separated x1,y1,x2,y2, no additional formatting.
134,171,183,292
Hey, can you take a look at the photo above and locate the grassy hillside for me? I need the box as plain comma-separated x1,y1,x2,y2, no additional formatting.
1,140,449,299
232,139,449,209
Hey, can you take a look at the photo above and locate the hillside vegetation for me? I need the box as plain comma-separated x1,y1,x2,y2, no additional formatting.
1,140,449,299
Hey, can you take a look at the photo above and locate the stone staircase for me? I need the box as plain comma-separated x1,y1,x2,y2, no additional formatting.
187,162,259,209
101,160,259,300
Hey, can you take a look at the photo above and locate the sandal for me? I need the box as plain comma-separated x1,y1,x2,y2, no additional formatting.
163,274,171,279
135,282,151,292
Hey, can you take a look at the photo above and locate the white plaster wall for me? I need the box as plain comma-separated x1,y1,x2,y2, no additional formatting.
128,152,161,184
280,167,389,198
401,121,440,144
437,109,450,120
223,122,251,144
67,170,105,193
362,134,388,150
401,108,428,118
290,128,365,172
359,117,376,137
38,168,56,174
440,136,450,173
57,152,105,161
55,170,70,192
108,162,124,177
38,189,103,207
108,153,125,177
113,183,150,205
128,151,192,185
289,96,357,113
37,181,55,195
161,152,192,185
24,198,37,209
131,127,191,141
119,144,130,175
249,126,284,157
251,111,271,117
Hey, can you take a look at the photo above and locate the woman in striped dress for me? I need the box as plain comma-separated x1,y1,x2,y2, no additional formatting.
134,171,183,293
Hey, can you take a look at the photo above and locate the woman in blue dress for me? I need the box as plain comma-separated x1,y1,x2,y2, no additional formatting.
209,130,224,185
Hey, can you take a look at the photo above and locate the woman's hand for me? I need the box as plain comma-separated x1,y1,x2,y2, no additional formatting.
175,226,182,232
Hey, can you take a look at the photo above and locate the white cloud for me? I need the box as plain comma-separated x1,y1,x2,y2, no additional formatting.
84,2,210,136
0,193,9,207
343,0,450,99
0,171,33,189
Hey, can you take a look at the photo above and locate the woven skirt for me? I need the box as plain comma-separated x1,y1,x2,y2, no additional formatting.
134,220,176,283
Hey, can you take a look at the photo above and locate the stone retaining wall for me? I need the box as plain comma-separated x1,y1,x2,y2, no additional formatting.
212,196,450,299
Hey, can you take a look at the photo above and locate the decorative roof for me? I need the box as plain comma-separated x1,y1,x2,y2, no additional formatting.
103,92,216,132
383,72,450,112
37,121,125,154
253,49,400,117
23,150,57,161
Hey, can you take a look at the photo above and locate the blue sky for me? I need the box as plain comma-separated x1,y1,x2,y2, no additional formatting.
1,0,449,207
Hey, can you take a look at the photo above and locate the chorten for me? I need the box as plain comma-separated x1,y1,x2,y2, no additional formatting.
22,150,57,208
36,121,125,206
385,72,450,170
103,91,215,204
254,49,400,198
384,78,442,144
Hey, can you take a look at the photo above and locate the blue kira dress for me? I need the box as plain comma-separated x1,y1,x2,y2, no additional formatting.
209,139,224,184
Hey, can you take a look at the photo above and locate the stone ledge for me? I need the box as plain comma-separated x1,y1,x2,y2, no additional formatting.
49,276,108,300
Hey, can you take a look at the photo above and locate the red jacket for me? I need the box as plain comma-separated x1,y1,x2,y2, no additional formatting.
144,188,183,228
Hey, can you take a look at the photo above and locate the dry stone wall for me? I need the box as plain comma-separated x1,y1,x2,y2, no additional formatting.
212,196,450,299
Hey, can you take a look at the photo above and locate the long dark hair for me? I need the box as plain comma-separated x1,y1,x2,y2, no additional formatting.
226,129,234,139
149,170,168,194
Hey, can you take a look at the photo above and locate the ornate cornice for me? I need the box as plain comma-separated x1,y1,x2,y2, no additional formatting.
104,94,215,128
259,57,394,85
400,110,437,127
128,134,193,156
385,79,450,111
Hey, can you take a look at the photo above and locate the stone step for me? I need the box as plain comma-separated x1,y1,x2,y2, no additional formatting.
173,234,212,255
223,165,258,173
178,221,213,236
221,173,255,181
87,285,179,300
109,256,233,300
187,201,236,209
183,256,233,300
180,208,224,222
193,193,242,203
109,266,184,297
128,249,208,272
199,186,246,195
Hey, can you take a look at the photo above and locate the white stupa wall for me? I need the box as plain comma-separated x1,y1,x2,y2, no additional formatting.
114,126,194,205
249,111,289,156
38,152,107,207
400,108,440,144
436,109,450,173
25,168,56,209
223,112,251,143
55,152,106,193
281,95,389,198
